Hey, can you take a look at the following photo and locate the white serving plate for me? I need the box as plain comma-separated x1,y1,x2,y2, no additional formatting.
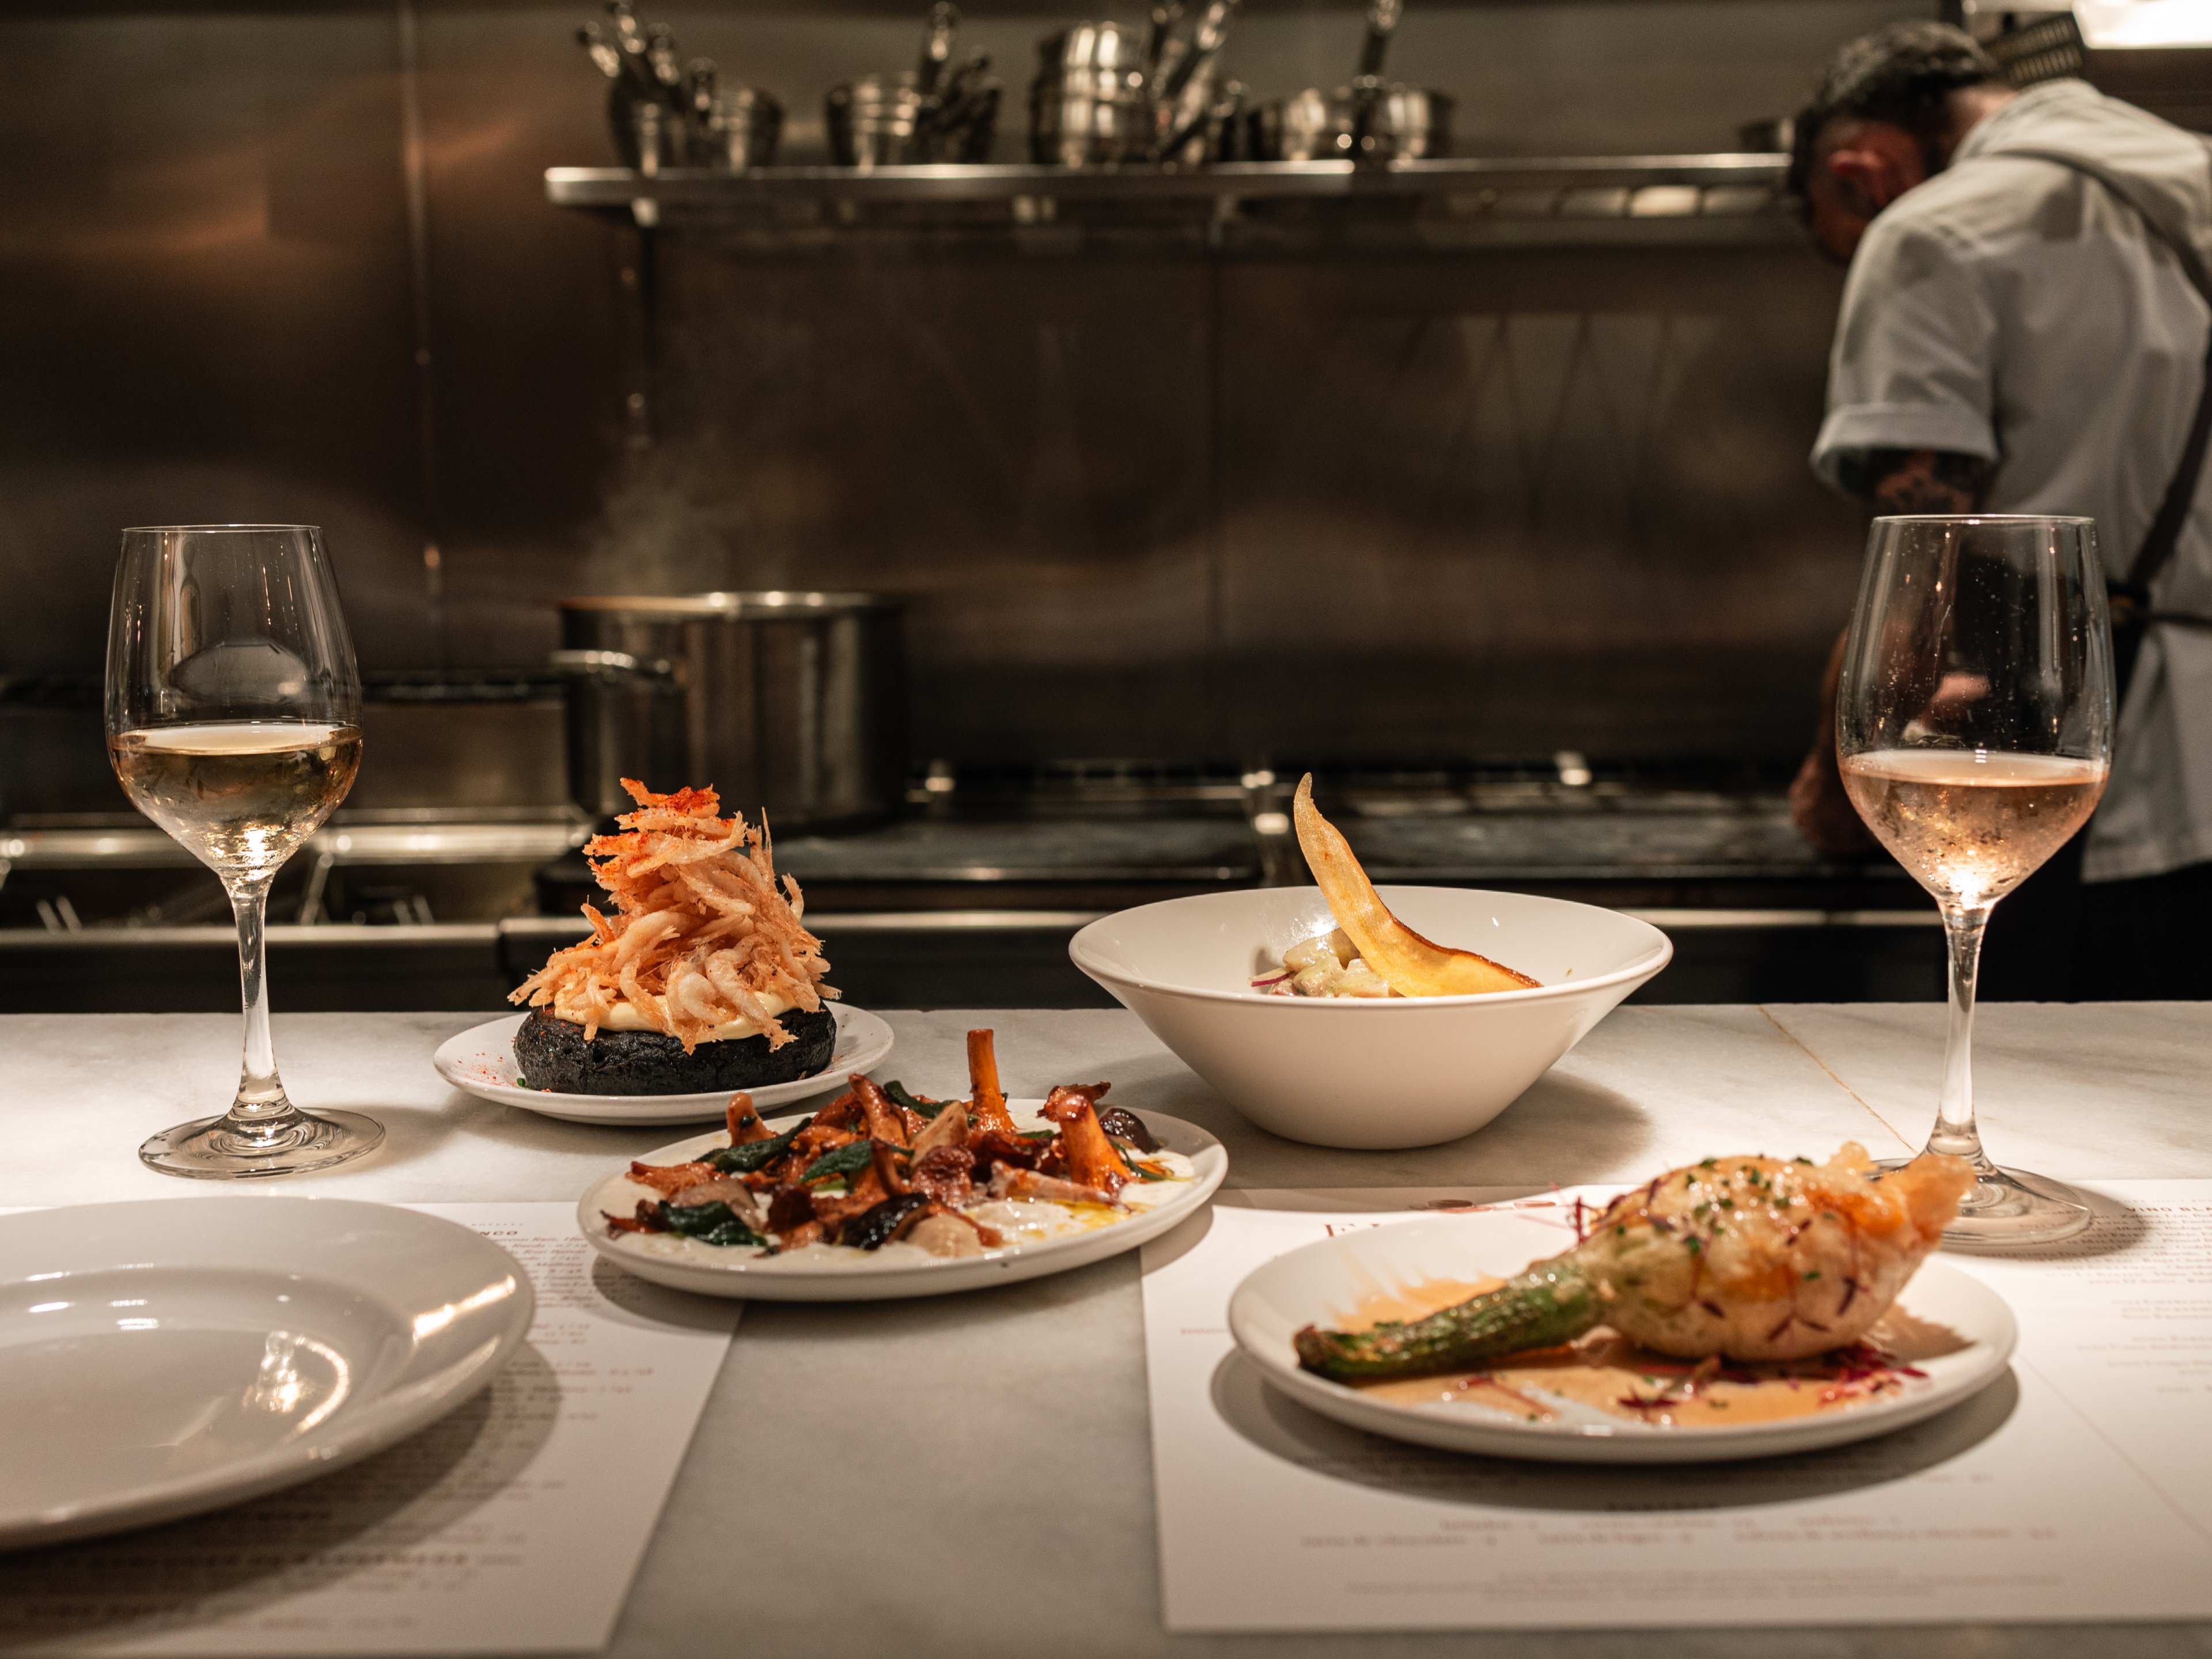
433,1005,895,1125
1228,1209,2017,1464
581,1103,1227,1301
0,1198,535,1550
1070,887,1671,1149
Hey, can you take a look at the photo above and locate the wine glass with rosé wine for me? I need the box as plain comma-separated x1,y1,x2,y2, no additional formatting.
105,526,382,1178
1837,515,2113,1244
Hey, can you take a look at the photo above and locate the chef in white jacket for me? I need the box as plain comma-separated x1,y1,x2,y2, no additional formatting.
1786,22,2212,999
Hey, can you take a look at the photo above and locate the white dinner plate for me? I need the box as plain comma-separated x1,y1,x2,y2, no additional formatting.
580,1102,1228,1301
0,1198,535,1550
1228,1210,2017,1464
433,1005,895,1125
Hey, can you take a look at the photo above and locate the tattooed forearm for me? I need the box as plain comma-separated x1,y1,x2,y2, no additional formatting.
1834,448,1994,514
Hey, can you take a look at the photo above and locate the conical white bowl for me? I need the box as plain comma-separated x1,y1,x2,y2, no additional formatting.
1070,885,1671,1149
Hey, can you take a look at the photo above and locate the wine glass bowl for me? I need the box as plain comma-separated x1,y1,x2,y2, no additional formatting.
105,525,383,1179
1837,516,2112,1244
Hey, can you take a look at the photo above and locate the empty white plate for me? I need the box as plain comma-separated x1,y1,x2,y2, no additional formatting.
0,1199,535,1550
433,1005,895,1125
581,1102,1228,1302
1228,1209,2017,1464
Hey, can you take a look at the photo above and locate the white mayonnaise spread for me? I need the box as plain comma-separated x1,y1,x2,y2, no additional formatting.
553,989,792,1043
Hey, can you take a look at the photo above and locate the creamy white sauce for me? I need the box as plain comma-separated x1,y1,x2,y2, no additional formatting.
603,1105,1196,1271
554,989,791,1043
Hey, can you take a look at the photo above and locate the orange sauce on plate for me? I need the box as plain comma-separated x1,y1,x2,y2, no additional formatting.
1335,1279,1964,1428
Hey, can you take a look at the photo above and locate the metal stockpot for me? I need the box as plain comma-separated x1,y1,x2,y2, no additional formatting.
1252,82,1451,161
827,74,925,168
1029,21,1154,165
552,592,906,832
692,84,784,169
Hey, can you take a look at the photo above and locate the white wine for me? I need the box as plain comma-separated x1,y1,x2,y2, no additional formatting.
109,721,362,877
1840,748,2107,909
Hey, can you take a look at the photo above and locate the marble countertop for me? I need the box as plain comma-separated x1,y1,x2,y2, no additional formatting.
6,1003,2209,1658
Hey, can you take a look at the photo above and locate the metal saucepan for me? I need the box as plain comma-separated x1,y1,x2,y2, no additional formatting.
1029,20,1154,166
1251,0,1448,162
827,73,926,168
551,592,907,832
1250,82,1450,161
687,62,783,169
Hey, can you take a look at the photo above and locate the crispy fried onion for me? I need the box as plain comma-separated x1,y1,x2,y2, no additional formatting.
510,779,836,1051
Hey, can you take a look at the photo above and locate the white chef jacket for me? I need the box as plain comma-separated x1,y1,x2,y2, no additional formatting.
1812,79,2212,883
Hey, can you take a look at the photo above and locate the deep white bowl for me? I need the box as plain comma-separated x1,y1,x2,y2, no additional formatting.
1069,886,1671,1149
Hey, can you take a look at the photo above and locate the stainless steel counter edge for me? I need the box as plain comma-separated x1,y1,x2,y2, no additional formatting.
0,907,1940,949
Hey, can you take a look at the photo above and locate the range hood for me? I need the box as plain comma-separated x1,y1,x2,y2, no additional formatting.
1961,2,2212,130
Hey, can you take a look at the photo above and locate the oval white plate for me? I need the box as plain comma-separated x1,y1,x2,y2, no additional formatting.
433,1005,895,1125
0,1198,535,1550
581,1103,1227,1301
1228,1210,2017,1464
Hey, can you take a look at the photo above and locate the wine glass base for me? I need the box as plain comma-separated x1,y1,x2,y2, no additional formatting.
1875,1157,2093,1247
139,1108,385,1180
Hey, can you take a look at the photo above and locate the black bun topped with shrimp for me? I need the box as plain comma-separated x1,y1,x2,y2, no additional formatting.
510,779,839,1097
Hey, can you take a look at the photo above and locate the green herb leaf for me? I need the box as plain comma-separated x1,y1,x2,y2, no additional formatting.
701,1115,813,1175
881,1082,941,1120
1804,1270,1821,1281
656,1200,771,1250
801,1139,877,1185
1132,1160,1171,1183
1018,1128,1058,1144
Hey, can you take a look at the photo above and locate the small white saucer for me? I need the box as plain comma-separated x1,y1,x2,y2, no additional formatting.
0,1199,534,1550
433,1005,895,1126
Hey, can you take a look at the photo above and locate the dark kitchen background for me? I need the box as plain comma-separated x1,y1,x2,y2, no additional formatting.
6,1,2200,1012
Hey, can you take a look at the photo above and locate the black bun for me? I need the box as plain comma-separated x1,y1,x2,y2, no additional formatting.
514,1004,838,1096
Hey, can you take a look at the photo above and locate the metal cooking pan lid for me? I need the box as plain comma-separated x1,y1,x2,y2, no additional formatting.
557,590,903,617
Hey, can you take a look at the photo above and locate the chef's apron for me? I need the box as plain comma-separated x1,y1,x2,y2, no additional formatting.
1972,147,2212,997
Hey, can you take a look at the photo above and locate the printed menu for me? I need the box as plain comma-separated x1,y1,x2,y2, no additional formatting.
0,1203,738,1656
1142,1183,2212,1633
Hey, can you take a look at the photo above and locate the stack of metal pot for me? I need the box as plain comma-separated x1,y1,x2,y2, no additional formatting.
1247,0,1452,162
575,1,783,171
1029,1,1245,167
827,3,1002,168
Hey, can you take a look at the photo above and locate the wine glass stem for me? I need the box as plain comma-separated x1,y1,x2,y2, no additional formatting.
1930,902,1994,1171
226,874,296,1128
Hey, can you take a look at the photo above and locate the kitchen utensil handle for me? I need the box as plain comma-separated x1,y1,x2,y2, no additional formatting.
1146,3,1184,73
917,1,959,95
548,649,679,681
1158,0,1236,104
1357,0,1401,78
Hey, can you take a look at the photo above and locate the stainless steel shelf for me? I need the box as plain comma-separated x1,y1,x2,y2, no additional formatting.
0,817,586,872
544,154,1796,244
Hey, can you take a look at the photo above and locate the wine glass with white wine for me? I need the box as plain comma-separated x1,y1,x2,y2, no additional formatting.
1838,515,2112,1245
106,525,382,1177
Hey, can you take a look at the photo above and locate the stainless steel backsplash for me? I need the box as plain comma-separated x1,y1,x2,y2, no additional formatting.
0,0,1900,810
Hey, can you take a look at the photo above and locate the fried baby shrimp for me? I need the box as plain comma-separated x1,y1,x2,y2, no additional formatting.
1295,1144,1975,1382
510,778,836,1051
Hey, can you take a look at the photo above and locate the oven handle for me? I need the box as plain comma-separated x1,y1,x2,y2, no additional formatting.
547,648,681,681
